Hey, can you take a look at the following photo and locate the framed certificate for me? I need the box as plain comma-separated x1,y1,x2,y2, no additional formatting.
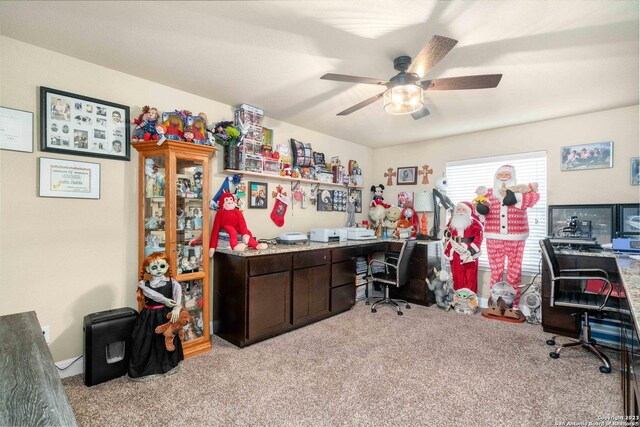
38,157,101,199
0,106,34,153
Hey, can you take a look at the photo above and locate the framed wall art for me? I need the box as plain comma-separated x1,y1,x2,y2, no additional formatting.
40,86,130,161
249,181,268,209
0,106,34,153
397,166,418,185
398,191,414,208
38,157,101,199
561,141,613,171
632,157,640,186
349,188,363,213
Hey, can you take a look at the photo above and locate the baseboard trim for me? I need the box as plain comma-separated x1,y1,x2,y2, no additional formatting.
478,297,489,309
56,356,84,379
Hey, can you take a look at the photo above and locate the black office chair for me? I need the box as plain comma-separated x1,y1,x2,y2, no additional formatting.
366,239,417,315
539,238,622,373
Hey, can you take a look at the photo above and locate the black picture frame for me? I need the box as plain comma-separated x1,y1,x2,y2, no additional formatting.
40,86,130,161
248,181,268,209
397,166,418,185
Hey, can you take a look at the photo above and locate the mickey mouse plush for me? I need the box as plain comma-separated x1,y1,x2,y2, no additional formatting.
370,184,390,208
209,191,268,256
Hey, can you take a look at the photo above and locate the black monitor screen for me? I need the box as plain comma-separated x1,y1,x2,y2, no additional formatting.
548,204,615,244
618,204,640,237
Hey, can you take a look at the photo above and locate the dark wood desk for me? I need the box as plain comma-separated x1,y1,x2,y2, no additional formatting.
542,251,640,416
214,240,439,347
0,311,78,426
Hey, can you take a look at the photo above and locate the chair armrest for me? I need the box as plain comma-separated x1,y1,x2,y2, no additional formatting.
559,268,609,278
369,259,398,269
554,275,613,309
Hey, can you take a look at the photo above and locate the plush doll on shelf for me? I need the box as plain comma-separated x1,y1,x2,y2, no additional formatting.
370,184,390,208
131,106,159,142
129,252,184,381
209,192,268,256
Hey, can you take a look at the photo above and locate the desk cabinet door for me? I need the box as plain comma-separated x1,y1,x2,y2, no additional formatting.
293,265,329,325
248,271,291,340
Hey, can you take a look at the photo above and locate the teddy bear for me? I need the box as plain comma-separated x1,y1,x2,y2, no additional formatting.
154,308,192,352
209,191,268,256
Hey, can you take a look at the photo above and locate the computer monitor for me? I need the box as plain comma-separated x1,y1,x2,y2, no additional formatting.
617,203,640,237
548,204,615,245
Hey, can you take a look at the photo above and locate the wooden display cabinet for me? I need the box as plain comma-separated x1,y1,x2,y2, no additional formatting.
133,140,216,358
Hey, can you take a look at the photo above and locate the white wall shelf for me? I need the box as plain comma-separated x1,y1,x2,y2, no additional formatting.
222,169,364,189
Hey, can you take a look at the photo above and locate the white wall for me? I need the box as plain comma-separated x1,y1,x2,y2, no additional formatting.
0,37,374,361
372,105,640,298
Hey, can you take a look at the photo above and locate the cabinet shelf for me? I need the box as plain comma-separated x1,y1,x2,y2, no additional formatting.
222,169,363,189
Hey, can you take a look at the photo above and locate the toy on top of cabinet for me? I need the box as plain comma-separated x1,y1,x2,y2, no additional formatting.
185,113,208,145
131,106,160,142
183,126,195,143
162,111,185,141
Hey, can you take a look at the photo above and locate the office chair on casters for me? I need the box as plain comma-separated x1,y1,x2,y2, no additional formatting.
366,239,417,315
539,238,621,374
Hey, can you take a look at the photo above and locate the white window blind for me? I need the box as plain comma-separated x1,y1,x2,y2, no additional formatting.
445,151,547,275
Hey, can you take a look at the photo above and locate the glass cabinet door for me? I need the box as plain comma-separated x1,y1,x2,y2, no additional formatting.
175,158,205,275
179,278,205,342
143,155,166,258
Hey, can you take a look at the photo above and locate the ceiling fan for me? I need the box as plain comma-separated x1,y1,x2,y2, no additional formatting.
320,35,502,120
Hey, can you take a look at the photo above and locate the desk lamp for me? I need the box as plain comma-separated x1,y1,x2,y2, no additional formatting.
414,191,434,240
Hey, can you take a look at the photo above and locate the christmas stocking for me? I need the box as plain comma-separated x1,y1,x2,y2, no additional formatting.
270,194,289,227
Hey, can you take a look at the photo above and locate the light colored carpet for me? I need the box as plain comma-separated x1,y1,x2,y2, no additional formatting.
63,302,622,426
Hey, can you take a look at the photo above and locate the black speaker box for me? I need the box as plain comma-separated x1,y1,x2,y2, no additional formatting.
83,307,137,387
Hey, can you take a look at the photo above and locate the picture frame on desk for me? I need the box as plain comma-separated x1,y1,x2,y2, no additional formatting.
40,86,130,161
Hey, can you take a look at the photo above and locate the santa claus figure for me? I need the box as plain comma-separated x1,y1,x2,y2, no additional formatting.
475,164,539,312
444,202,483,293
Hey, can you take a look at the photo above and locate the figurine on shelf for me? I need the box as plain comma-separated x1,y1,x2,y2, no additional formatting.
191,114,207,144
162,112,184,141
155,124,167,145
209,192,268,255
131,106,159,142
129,252,183,380
370,184,391,208
183,126,195,143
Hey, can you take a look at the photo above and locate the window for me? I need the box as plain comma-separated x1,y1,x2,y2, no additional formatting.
445,151,547,275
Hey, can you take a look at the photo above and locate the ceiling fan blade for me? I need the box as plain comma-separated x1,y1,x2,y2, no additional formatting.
411,106,431,120
337,92,385,116
422,74,503,90
408,35,458,79
321,73,388,86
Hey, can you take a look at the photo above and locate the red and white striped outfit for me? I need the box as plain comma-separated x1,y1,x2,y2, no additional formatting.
483,188,540,308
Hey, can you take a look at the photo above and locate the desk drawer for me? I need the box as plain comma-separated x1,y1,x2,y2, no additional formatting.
332,259,355,287
331,283,355,313
249,254,291,276
294,250,329,269
332,247,358,263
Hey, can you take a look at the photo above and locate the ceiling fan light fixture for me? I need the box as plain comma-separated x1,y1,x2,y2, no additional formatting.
383,83,423,115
